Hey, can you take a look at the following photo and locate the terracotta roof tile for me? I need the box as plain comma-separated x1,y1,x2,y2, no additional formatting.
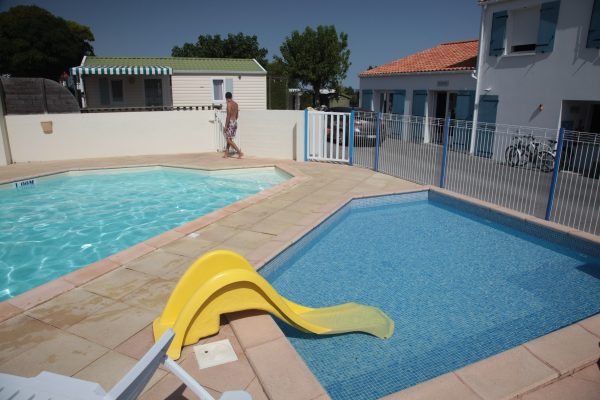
360,40,479,77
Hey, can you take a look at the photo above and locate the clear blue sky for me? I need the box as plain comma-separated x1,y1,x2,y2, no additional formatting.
1,0,482,87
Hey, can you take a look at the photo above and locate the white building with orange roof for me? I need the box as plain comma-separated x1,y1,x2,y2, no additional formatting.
359,40,479,128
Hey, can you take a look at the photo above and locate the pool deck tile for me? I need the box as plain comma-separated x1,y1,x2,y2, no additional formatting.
144,230,186,248
159,236,217,258
0,315,59,365
67,301,156,349
521,371,600,400
62,258,122,286
381,372,482,400
73,350,167,393
120,279,176,314
114,324,156,361
244,377,269,400
524,324,600,376
0,328,108,377
579,313,600,338
246,337,327,400
576,364,600,383
125,250,192,281
82,268,157,301
456,346,559,400
25,288,115,329
227,310,285,350
0,302,23,323
8,278,75,311
108,242,156,265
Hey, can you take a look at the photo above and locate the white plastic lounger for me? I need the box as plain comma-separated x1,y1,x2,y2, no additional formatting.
0,329,251,400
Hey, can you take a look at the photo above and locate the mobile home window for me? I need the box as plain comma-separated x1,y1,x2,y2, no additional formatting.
111,80,123,102
213,79,224,101
99,78,110,105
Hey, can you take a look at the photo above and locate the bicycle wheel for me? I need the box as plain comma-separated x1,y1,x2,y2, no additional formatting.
539,151,555,173
505,146,521,167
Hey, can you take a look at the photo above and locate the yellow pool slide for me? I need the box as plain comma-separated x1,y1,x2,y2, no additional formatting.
153,250,394,359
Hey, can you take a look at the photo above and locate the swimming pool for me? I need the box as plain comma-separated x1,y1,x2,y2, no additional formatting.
0,166,288,300
260,190,600,400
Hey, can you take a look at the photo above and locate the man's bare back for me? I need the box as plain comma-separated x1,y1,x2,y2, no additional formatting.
223,92,242,158
226,99,239,123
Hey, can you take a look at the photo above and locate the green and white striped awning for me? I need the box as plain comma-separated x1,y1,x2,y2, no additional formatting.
70,66,173,76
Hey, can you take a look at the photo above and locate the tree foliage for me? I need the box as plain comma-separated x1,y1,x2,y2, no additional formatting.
172,33,268,67
275,25,350,105
0,5,95,79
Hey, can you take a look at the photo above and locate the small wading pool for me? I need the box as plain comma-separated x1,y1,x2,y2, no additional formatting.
260,190,600,400
0,166,289,300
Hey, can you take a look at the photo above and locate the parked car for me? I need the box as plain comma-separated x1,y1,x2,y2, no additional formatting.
325,107,386,146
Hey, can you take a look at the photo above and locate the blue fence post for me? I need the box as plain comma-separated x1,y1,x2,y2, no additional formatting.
545,127,565,221
374,112,381,172
303,108,308,161
439,117,451,188
349,111,355,166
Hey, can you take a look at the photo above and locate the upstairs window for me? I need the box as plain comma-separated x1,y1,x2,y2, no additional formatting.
488,1,560,57
509,6,540,53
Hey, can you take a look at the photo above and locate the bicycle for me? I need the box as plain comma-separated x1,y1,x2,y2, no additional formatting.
505,135,556,172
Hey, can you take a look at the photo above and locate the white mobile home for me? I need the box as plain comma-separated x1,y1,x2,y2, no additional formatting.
71,56,267,110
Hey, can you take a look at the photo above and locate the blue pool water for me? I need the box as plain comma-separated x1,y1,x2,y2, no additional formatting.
0,166,288,300
261,191,600,400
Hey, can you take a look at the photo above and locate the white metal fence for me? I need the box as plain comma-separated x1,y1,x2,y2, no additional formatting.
305,110,600,235
213,110,241,154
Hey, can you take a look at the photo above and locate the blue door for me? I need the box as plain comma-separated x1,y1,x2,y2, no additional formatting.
411,90,427,141
361,90,373,110
475,95,499,157
452,91,475,150
390,90,405,138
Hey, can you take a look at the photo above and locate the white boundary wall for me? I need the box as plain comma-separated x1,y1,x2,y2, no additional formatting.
5,110,304,163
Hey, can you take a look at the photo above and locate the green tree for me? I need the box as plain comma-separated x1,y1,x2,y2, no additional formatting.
172,33,268,67
0,5,95,79
275,25,350,106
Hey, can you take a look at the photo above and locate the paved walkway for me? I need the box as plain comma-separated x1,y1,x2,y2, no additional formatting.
0,153,598,399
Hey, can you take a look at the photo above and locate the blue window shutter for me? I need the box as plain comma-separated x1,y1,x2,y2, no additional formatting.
587,0,600,48
412,90,427,117
475,95,499,157
536,1,561,53
489,11,508,56
455,91,475,121
361,90,373,110
392,90,405,114
225,78,233,95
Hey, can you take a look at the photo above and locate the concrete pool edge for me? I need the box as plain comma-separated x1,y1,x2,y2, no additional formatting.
238,186,600,400
0,162,307,314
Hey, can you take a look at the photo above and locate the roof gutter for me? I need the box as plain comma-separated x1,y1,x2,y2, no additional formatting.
175,70,267,75
478,0,515,6
360,69,475,78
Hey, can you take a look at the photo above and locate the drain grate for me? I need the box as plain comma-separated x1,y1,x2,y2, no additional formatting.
193,339,239,369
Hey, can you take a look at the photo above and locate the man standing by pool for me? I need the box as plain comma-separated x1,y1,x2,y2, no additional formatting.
223,92,243,159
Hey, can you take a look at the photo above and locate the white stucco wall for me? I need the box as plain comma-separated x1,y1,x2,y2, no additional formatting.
5,110,302,163
360,72,476,116
477,0,600,128
171,74,267,110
